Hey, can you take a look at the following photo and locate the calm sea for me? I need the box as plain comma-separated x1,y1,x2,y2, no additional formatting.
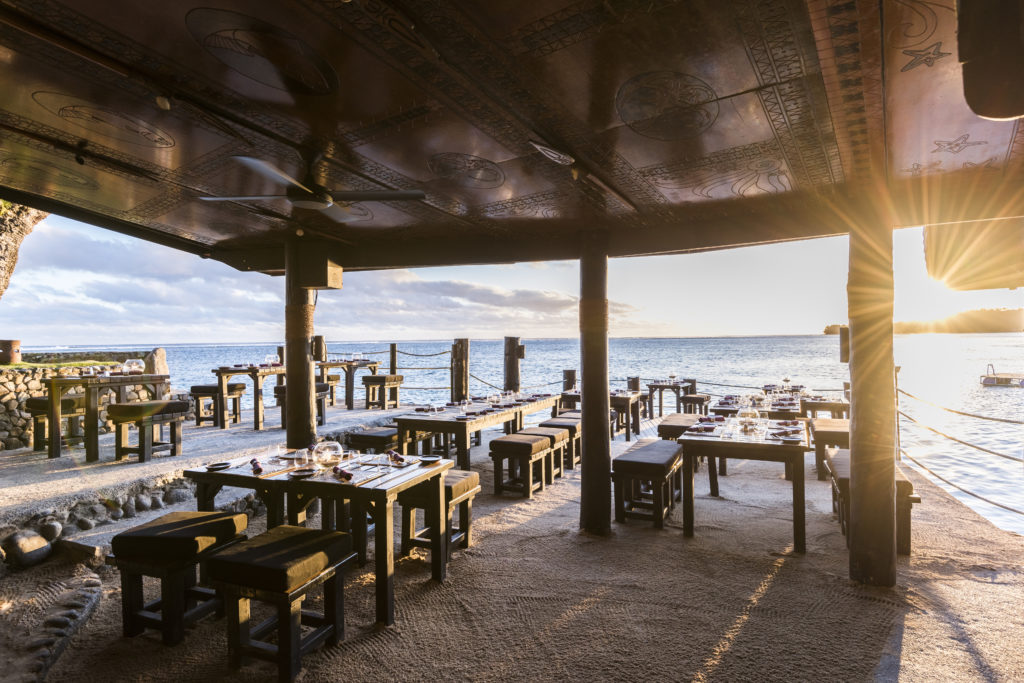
26,334,1023,536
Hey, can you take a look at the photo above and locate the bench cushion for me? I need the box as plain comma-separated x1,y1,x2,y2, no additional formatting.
326,374,341,383
810,418,850,445
273,383,330,398
518,426,569,446
445,469,481,500
826,449,915,497
107,400,190,421
111,511,247,562
682,393,711,403
613,440,682,477
25,396,83,413
190,383,246,395
657,413,699,439
490,433,550,456
207,525,353,593
539,418,580,437
350,427,398,441
362,374,403,385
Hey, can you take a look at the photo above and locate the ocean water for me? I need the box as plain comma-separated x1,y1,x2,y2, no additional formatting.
25,334,1023,535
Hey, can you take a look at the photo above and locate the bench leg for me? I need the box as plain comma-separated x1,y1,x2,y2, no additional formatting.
400,505,415,556
120,571,146,637
160,570,186,645
459,498,474,548
138,421,154,463
226,595,250,669
278,599,302,682
171,420,183,456
613,477,625,523
115,423,130,460
897,499,912,555
324,570,344,646
491,456,504,495
33,416,46,452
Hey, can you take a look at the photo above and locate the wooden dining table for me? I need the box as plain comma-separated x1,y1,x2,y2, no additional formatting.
211,364,286,430
646,379,697,416
677,418,811,552
394,394,562,469
316,359,380,409
43,373,169,461
185,455,453,626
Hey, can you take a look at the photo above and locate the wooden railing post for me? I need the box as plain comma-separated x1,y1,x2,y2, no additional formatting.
563,369,577,391
503,336,524,393
451,338,469,403
389,343,397,375
284,237,316,449
579,238,610,534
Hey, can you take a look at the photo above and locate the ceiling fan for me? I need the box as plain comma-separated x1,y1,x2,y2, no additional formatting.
199,155,425,223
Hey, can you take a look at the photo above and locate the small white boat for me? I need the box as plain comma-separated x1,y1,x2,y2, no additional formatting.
980,364,1024,387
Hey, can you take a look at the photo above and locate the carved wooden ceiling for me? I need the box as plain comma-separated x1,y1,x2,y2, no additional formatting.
0,0,1021,273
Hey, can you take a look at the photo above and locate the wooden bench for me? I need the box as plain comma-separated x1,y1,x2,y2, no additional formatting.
656,413,699,440
27,395,85,454
612,439,684,528
809,417,850,481
272,383,329,428
681,393,711,414
489,433,552,498
399,469,481,563
190,383,246,427
325,374,341,406
362,374,403,409
108,400,189,462
538,417,581,469
517,426,570,483
824,448,921,554
107,511,248,645
208,525,357,682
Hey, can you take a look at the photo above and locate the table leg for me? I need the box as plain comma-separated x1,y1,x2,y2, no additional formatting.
84,386,100,462
683,454,694,537
456,430,471,470
707,451,720,497
345,367,356,410
47,386,66,459
428,473,447,582
675,388,682,414
793,454,806,553
252,372,264,431
194,482,223,511
373,498,395,626
216,374,230,430
632,400,641,435
258,489,285,528
624,404,632,441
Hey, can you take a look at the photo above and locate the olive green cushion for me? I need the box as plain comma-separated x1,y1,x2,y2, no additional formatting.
326,374,341,383
107,400,189,421
190,383,246,395
207,525,353,593
347,427,398,448
539,418,580,437
111,511,247,562
399,469,480,507
825,449,914,497
490,433,549,456
26,396,83,413
518,426,569,446
273,383,330,398
613,440,682,477
656,413,700,439
362,374,403,385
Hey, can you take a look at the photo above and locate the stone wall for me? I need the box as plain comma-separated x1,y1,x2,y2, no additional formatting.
0,348,172,450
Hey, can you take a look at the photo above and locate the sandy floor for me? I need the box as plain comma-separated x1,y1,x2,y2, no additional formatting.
28,432,1024,682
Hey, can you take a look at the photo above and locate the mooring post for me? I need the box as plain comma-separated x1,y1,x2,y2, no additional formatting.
284,237,317,449
503,336,524,393
579,238,611,534
563,369,577,391
847,221,897,585
389,342,398,375
451,338,470,402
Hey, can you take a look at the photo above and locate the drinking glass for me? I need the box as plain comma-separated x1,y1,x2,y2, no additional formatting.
265,444,284,461
314,441,343,467
294,448,310,467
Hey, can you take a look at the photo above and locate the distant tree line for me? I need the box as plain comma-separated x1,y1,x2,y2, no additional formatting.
824,308,1024,335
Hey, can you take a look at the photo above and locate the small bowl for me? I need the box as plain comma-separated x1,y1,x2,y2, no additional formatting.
288,468,318,479
205,462,231,471
420,456,441,466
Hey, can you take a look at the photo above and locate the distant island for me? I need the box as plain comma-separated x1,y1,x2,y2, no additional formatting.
824,308,1024,334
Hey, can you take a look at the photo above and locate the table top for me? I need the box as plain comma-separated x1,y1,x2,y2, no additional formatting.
396,394,560,428
800,396,850,406
561,390,641,400
712,397,802,413
678,417,809,450
317,359,380,369
44,373,169,388
212,364,286,377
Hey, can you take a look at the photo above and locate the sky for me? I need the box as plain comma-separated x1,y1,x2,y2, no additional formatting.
1,216,1021,346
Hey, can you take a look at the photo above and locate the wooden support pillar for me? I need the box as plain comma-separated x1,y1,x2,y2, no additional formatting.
503,337,524,393
563,369,577,391
389,343,398,376
847,221,897,586
284,237,316,450
451,338,470,402
579,239,611,534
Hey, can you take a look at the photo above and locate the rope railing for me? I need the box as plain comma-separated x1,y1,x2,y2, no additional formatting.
898,389,1024,425
897,409,1023,463
395,366,448,371
521,379,564,390
900,448,1024,517
694,380,763,390
469,373,503,391
357,350,390,355
397,349,450,357
402,385,451,390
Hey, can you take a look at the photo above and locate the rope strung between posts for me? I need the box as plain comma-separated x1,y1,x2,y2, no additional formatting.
900,448,1024,517
521,379,564,390
395,366,448,371
356,350,390,355
402,386,451,390
397,349,450,357
898,388,1024,425
695,380,763,390
469,373,503,390
898,410,1023,463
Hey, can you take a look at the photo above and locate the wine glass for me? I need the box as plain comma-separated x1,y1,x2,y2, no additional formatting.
265,444,284,461
294,448,310,467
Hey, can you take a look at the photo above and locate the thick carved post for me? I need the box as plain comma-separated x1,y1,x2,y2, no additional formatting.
579,238,611,533
450,338,469,402
389,343,398,375
847,221,897,586
563,369,577,391
503,337,523,393
284,238,316,449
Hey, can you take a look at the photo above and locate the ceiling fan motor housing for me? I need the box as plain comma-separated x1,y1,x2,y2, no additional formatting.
287,184,333,210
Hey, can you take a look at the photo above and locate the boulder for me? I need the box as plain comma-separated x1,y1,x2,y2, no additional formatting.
38,521,62,541
150,495,164,509
144,348,170,377
163,488,191,505
122,500,136,518
134,494,151,512
2,530,52,566
76,518,95,530
108,507,124,521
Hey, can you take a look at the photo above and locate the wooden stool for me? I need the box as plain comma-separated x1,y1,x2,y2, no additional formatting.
325,374,341,407
489,433,551,498
190,383,246,427
27,395,85,454
346,426,399,453
517,426,569,483
107,511,248,645
108,400,189,462
539,417,581,469
362,374,403,409
399,469,481,561
273,383,329,428
681,393,711,414
207,525,356,682
612,439,683,529
656,413,699,440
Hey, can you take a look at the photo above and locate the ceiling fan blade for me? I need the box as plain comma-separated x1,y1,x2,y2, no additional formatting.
199,195,289,201
233,156,312,193
328,189,425,202
320,203,365,223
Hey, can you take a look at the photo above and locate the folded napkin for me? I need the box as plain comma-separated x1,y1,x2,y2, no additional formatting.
770,428,802,438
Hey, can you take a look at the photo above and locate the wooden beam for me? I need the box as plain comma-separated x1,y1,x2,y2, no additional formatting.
450,339,469,403
503,337,523,393
847,219,897,586
579,237,611,534
284,236,317,449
